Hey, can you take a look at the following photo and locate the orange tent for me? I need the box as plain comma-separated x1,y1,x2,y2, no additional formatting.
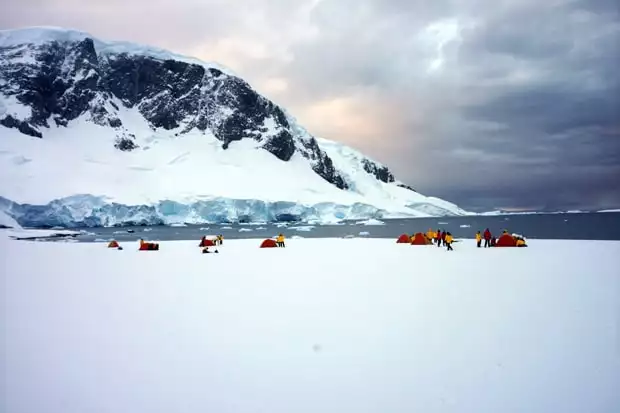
260,238,278,248
107,240,119,248
396,234,410,243
411,232,431,245
495,233,517,247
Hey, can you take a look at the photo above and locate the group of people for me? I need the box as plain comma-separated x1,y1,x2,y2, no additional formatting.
476,229,494,247
419,227,527,251
424,229,455,251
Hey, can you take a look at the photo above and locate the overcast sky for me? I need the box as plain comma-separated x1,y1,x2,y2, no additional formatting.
2,0,619,211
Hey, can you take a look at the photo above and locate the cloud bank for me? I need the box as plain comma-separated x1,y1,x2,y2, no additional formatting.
2,0,619,210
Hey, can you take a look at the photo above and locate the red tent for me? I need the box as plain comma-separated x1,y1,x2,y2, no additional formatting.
200,238,215,247
260,239,278,248
107,240,119,248
495,233,517,247
396,234,410,243
411,232,431,245
139,242,160,251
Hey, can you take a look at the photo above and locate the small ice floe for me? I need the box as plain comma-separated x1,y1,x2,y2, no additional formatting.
291,225,315,232
256,226,267,230
170,223,187,227
274,222,289,228
113,230,125,234
438,222,449,225
342,234,356,239
355,218,385,226
220,226,233,230
143,228,153,232
459,224,471,228
239,228,253,232
358,231,370,236
199,227,210,231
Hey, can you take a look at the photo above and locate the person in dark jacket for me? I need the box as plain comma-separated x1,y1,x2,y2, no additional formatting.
441,230,447,247
483,228,492,248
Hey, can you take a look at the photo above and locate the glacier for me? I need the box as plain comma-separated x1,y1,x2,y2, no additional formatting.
0,194,417,228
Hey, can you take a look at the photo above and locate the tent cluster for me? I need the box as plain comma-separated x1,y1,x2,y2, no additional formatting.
396,232,433,245
105,233,289,252
396,228,528,249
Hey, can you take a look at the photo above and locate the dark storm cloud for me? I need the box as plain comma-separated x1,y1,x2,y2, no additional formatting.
1,0,619,211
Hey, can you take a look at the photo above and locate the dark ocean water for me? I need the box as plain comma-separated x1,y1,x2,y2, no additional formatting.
70,212,620,242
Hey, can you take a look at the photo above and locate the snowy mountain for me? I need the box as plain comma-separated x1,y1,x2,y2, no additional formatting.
0,27,468,227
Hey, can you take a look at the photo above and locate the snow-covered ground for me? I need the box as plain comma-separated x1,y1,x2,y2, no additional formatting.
2,236,619,413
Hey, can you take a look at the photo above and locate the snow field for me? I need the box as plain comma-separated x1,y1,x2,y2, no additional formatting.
2,236,619,413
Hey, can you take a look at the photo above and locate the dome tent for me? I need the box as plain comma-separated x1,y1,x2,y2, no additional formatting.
260,239,278,248
411,232,431,245
396,234,410,243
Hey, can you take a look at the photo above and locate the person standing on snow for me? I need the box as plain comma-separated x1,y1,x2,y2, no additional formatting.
277,233,286,247
436,229,442,247
483,228,492,248
426,228,434,243
475,231,482,248
445,232,454,251
441,230,447,247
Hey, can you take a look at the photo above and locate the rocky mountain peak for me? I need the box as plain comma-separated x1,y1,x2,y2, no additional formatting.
0,27,409,193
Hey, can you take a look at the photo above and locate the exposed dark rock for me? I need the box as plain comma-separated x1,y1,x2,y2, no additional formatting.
114,137,138,151
0,115,42,137
362,158,394,183
262,131,296,161
397,183,417,192
108,117,122,128
298,137,349,189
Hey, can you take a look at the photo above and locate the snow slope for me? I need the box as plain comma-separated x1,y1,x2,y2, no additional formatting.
0,209,20,228
2,237,619,412
0,27,469,226
0,121,467,226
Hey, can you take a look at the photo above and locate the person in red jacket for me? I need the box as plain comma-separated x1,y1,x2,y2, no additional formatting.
436,229,442,247
441,230,447,246
483,228,492,248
